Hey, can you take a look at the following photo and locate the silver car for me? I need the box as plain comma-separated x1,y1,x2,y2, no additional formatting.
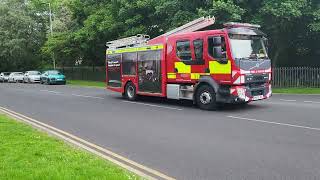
23,71,41,83
8,72,24,83
0,72,10,82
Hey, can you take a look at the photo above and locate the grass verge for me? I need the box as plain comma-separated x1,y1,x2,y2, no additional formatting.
67,80,105,88
0,114,140,180
273,88,320,94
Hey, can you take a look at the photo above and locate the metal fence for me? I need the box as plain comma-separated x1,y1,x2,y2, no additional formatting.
58,66,105,82
272,67,320,88
59,66,320,88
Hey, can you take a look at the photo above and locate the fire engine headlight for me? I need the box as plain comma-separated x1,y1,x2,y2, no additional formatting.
237,88,246,99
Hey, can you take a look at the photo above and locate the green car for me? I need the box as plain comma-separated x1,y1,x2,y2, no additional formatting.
40,70,66,85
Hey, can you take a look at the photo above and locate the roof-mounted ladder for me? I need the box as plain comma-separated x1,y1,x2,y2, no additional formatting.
106,34,150,49
106,16,215,49
161,16,215,37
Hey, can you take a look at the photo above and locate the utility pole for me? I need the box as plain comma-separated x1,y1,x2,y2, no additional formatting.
48,3,56,69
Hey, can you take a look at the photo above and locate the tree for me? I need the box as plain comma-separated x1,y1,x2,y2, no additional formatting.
2,0,319,69
0,0,47,72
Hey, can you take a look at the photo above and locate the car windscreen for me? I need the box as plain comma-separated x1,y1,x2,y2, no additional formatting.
29,71,41,75
48,71,61,75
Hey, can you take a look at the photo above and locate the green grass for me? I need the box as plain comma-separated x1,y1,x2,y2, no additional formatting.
273,88,320,94
67,80,105,88
0,114,140,180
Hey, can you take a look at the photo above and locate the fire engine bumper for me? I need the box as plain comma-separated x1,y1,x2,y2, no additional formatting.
216,83,272,104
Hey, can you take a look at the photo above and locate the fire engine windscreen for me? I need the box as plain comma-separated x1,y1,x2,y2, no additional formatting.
229,34,268,60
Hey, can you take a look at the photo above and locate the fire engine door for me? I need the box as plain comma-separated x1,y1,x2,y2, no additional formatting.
137,50,162,93
173,38,206,80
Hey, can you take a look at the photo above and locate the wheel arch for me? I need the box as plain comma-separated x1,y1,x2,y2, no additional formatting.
193,76,219,101
123,80,134,91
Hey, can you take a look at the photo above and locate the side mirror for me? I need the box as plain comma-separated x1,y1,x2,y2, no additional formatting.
213,47,223,58
213,37,222,46
263,37,269,53
213,47,228,64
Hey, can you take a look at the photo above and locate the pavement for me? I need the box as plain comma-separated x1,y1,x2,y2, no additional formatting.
1,83,320,180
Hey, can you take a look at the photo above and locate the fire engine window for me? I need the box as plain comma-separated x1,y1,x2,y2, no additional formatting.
107,54,121,87
138,50,162,93
122,52,137,75
193,39,203,60
176,41,192,61
208,36,227,59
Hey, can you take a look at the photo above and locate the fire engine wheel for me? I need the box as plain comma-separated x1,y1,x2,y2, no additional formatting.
125,82,137,101
195,85,218,110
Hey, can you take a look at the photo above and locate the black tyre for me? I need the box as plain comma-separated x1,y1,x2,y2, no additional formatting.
195,84,218,110
46,79,50,85
124,82,137,101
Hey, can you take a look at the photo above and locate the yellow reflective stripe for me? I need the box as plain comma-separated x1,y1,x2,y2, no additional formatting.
175,62,191,73
106,45,164,55
190,73,210,79
167,73,176,79
191,73,200,80
209,60,231,74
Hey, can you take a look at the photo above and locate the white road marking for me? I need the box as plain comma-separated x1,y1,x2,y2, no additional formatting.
304,101,320,104
40,90,104,99
279,99,297,102
123,101,183,111
71,94,105,99
0,106,175,180
227,116,320,132
40,90,62,94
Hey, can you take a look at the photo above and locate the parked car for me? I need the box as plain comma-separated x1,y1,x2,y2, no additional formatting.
40,70,66,85
0,72,10,82
23,71,41,83
8,72,24,83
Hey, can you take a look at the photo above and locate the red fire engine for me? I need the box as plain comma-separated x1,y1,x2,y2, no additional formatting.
106,17,272,110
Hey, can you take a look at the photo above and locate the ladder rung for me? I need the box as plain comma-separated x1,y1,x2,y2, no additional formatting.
106,34,150,49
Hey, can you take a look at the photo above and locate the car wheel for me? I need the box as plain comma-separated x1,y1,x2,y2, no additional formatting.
46,79,50,85
195,84,218,110
124,82,137,101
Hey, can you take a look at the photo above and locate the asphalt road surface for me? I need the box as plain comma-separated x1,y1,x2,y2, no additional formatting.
1,83,320,180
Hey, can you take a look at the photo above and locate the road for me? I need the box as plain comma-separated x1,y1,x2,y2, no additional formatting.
1,83,320,180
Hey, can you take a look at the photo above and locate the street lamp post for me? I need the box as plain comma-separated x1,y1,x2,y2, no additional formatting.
48,3,56,69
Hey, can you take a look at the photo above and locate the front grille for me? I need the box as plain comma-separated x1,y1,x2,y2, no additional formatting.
253,75,265,81
245,74,269,83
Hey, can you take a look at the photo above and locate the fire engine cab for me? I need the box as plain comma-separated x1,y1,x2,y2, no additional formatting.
106,17,272,110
